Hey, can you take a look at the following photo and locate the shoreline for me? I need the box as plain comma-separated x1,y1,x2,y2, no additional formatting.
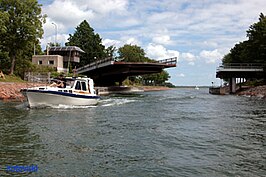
237,85,266,98
143,86,172,92
0,82,172,100
0,82,46,101
1,81,265,100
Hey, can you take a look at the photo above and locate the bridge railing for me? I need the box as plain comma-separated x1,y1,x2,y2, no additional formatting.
217,63,265,71
158,57,177,65
76,57,113,72
77,56,178,73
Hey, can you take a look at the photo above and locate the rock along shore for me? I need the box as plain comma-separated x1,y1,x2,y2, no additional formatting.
237,85,266,98
0,82,45,101
143,86,172,91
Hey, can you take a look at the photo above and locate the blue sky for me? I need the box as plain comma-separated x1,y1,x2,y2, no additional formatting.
38,0,266,86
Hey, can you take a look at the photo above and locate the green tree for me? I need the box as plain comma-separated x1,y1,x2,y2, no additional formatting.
0,11,8,34
14,40,43,77
222,13,266,64
0,0,46,74
47,42,61,47
118,44,152,62
66,20,106,67
227,41,250,63
142,71,170,86
105,45,116,58
0,11,9,72
118,44,171,86
246,13,266,63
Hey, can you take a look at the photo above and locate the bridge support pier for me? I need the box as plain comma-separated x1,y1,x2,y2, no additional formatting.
229,77,236,94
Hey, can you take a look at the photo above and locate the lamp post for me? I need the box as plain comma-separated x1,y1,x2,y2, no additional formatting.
52,22,57,45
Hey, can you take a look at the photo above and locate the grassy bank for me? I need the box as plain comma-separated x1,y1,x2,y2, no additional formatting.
0,75,25,83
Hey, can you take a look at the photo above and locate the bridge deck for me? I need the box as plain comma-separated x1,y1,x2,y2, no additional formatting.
76,57,177,74
76,57,177,86
216,63,265,78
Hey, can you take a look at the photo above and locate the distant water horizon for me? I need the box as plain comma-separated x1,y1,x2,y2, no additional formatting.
0,88,265,176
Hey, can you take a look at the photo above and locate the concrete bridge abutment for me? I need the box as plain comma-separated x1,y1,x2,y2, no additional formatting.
229,77,236,94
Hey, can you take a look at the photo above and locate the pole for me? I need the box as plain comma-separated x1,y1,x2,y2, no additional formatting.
67,49,71,75
52,22,57,45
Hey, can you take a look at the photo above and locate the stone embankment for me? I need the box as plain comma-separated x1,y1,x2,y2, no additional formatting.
143,86,172,91
0,82,45,100
237,85,266,98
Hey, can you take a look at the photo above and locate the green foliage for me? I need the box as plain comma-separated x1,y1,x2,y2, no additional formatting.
66,20,106,67
105,45,116,58
222,13,266,64
0,74,25,82
118,44,152,62
164,82,176,88
0,50,9,73
47,42,61,47
14,59,55,78
0,11,8,35
0,0,46,74
117,44,171,86
142,70,170,86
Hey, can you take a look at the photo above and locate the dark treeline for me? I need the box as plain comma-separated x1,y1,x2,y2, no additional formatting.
222,13,266,64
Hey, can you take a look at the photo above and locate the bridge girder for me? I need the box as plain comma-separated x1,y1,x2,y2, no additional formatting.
81,62,174,86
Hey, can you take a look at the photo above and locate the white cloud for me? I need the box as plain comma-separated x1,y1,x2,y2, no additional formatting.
146,43,179,60
102,39,122,48
40,33,69,48
199,49,223,64
181,52,196,62
103,37,141,50
180,52,196,65
177,73,185,77
124,37,141,46
43,1,94,28
152,35,173,45
148,12,178,25
38,0,266,85
79,0,128,15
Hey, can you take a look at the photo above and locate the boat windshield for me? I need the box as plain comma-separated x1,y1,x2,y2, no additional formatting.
66,80,75,88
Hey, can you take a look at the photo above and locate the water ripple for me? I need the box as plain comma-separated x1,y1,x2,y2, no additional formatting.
0,88,265,176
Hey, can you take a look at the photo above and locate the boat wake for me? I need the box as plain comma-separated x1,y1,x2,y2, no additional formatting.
15,97,138,109
100,98,137,107
49,104,98,109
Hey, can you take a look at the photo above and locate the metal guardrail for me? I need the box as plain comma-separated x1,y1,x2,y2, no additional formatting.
158,57,177,65
77,56,178,73
76,57,113,72
217,63,265,71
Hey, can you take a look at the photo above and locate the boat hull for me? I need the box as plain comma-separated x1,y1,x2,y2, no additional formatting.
25,90,99,108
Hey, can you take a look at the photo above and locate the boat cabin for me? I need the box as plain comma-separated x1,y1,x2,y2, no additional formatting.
66,78,95,94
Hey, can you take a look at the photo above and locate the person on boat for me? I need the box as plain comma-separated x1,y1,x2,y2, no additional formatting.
50,80,64,88
56,75,66,88
50,75,66,88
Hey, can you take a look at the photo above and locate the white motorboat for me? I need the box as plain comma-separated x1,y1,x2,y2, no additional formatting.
21,77,100,108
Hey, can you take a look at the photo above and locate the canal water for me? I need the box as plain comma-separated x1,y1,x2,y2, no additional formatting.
0,88,265,177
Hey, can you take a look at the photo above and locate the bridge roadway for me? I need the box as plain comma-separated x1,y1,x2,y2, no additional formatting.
76,57,177,86
216,63,265,93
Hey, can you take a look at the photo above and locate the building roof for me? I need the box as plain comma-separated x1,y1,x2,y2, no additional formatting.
49,46,85,53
